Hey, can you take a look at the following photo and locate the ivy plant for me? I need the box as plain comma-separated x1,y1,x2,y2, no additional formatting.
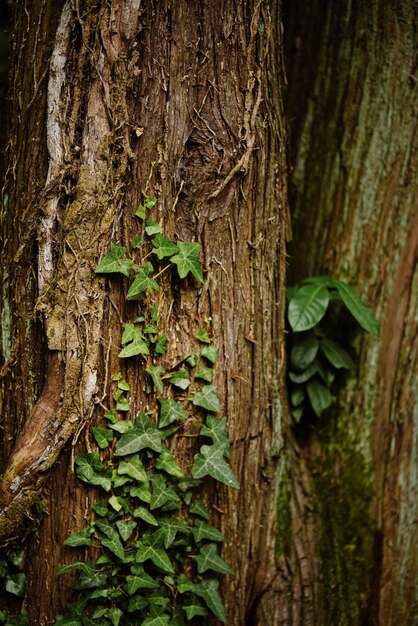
53,193,238,626
287,276,378,421
0,547,28,625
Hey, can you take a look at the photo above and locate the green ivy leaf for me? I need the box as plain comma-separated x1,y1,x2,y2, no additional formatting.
132,234,142,248
307,378,334,417
92,427,114,450
144,195,157,209
115,520,137,542
135,204,146,219
195,367,213,382
290,333,319,370
158,398,188,428
5,573,26,597
136,532,175,573
156,449,184,478
145,219,163,236
95,243,133,277
185,354,198,367
115,429,163,456
193,579,226,623
168,368,190,390
117,456,148,482
195,328,211,343
109,420,134,434
200,415,230,457
287,284,330,332
170,241,203,282
155,335,168,355
193,385,220,413
141,614,171,626
75,453,112,492
99,532,125,561
146,365,166,394
194,543,234,575
116,398,130,412
332,280,379,337
151,234,179,260
92,500,108,517
64,527,92,548
127,268,159,300
183,603,208,620
127,596,149,612
106,608,123,626
200,345,218,364
130,485,152,503
119,337,150,358
192,443,239,488
188,500,210,520
125,566,159,595
133,506,159,526
192,520,225,544
158,519,189,549
150,475,181,510
319,339,355,369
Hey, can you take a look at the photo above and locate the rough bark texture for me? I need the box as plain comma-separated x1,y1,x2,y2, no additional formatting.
0,1,288,623
281,0,418,624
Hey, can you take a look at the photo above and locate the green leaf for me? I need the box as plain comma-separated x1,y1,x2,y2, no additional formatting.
130,484,152,503
5,573,25,597
92,427,114,450
200,415,230,457
158,398,188,428
156,449,185,478
200,345,218,364
195,367,213,382
288,361,318,384
150,475,181,510
158,519,189,549
132,234,142,248
100,532,125,561
135,204,146,219
133,506,159,526
151,234,179,260
115,428,163,456
170,241,204,282
119,338,150,358
193,385,220,413
95,243,133,277
290,385,305,407
127,269,159,300
128,595,149,612
189,499,210,520
141,615,171,626
319,339,355,369
75,453,112,492
183,603,208,620
195,328,211,343
185,354,197,367
64,527,92,548
192,443,239,488
192,520,225,544
291,407,304,422
126,566,159,594
307,379,334,417
333,280,379,336
146,365,166,394
118,456,148,482
155,335,168,355
136,533,174,573
145,218,163,236
118,378,130,391
109,420,134,434
116,398,130,412
290,333,319,370
168,368,190,390
116,520,137,542
287,284,330,332
193,579,226,623
107,608,123,626
144,195,157,209
194,543,234,575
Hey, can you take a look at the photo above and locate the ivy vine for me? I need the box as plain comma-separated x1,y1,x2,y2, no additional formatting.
53,193,238,626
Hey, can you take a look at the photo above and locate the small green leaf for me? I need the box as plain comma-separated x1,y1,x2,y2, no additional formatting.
200,415,230,456
146,365,166,394
156,449,185,478
64,527,92,548
5,573,26,597
115,428,163,456
150,475,180,510
189,499,210,520
145,219,163,236
100,533,125,561
126,568,158,595
192,520,225,544
200,345,218,364
118,456,148,482
290,386,305,407
141,614,171,626
155,335,168,355
118,378,130,391
194,543,234,575
95,243,133,277
195,328,211,343
75,453,112,492
144,195,157,208
288,360,318,384
109,495,123,512
195,367,213,382
116,520,137,542
135,204,146,219
290,333,319,370
192,443,239,488
333,280,379,337
92,427,114,449
92,500,108,517
127,268,159,300
133,506,159,526
107,607,123,626
158,518,189,548
151,234,179,260
109,420,134,434
288,284,330,332
136,533,174,573
158,398,188,428
132,234,142,248
170,241,204,282
319,339,355,369
193,578,226,623
116,398,130,412
307,378,334,417
193,385,220,413
183,603,208,620
168,368,190,390
119,338,150,358
185,354,198,367
130,484,152,503
291,407,304,422
128,595,149,612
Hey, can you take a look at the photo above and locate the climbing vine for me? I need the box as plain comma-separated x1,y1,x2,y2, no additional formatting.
53,193,238,626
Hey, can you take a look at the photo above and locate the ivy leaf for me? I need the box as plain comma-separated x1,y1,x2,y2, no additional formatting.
192,520,225,544
5,573,26,597
200,345,218,364
332,280,379,337
192,443,239,488
185,354,198,367
119,338,150,358
156,449,185,478
170,241,204,282
115,428,163,456
92,427,114,450
64,527,92,548
158,398,188,428
107,608,123,626
125,566,159,594
194,543,234,575
177,574,195,594
127,268,159,300
195,328,211,343
319,339,355,369
145,365,165,394
307,378,334,417
132,234,142,249
130,484,152,504
118,456,148,482
133,506,159,526
189,499,210,520
95,243,133,277
290,333,319,370
128,595,149,612
200,415,230,457
159,519,189,549
193,385,220,413
100,533,126,561
151,234,179,260
136,533,175,573
168,368,190,390
150,475,181,510
109,420,134,434
155,335,168,355
116,398,130,412
141,615,171,626
75,453,112,492
116,520,137,542
92,500,108,517
144,195,157,209
287,284,330,332
195,367,213,382
183,603,208,620
135,204,146,220
193,578,226,623
145,219,163,237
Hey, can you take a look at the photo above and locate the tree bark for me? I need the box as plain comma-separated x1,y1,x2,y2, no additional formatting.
0,1,288,624
282,0,418,624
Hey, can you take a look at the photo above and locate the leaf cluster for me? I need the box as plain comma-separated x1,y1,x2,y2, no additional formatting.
0,547,28,625
287,277,378,420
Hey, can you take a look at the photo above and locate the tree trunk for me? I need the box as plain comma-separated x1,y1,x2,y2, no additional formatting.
0,1,288,624
281,0,418,624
